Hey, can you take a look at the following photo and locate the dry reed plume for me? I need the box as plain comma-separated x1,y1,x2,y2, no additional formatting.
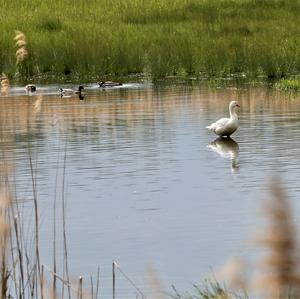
0,74,9,96
217,257,246,291
146,266,164,299
14,31,28,65
255,175,300,299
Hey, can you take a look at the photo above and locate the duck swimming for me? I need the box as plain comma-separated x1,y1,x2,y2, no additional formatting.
98,81,122,88
25,84,36,92
206,101,240,137
59,85,84,96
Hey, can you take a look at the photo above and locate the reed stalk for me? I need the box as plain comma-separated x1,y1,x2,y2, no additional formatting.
78,276,83,299
62,140,71,299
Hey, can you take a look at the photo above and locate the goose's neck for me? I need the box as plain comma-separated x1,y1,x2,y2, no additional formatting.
229,106,238,119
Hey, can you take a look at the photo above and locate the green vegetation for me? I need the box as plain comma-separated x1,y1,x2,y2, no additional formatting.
275,76,300,92
171,280,246,299
2,0,300,80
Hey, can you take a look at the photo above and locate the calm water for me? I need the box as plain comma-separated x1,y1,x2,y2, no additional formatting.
1,83,300,298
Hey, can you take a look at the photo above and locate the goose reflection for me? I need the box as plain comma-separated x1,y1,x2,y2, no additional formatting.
207,137,239,171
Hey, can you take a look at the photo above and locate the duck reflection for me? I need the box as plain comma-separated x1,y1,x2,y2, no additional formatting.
207,137,239,171
78,93,85,101
60,93,85,100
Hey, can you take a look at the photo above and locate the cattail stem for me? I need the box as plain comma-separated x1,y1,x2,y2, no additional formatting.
113,261,116,299
41,265,44,299
13,216,25,298
95,267,100,299
78,276,83,299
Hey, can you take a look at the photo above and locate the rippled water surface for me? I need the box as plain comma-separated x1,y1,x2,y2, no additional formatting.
2,83,300,297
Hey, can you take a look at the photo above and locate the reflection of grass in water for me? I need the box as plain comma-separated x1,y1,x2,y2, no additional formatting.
2,0,300,79
1,97,300,297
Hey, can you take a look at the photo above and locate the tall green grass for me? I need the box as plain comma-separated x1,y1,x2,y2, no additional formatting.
275,76,300,92
2,0,300,80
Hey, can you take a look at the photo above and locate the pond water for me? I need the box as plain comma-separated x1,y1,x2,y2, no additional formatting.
1,83,300,298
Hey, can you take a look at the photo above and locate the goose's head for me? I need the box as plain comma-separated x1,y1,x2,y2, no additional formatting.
229,101,240,118
229,101,240,109
78,85,84,92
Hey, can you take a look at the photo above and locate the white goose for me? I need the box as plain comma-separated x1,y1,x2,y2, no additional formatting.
206,101,240,137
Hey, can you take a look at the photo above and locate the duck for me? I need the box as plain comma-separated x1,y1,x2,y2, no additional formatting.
97,81,122,88
206,101,240,137
59,85,84,96
25,84,36,92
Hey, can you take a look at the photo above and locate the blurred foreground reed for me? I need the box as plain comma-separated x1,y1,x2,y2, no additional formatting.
172,176,300,299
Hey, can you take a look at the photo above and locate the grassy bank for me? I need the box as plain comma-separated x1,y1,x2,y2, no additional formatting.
275,76,300,92
2,0,300,80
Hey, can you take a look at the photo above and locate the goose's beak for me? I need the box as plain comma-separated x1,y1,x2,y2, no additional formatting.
236,104,240,107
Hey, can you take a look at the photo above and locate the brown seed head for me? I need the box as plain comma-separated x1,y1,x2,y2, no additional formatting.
14,30,28,65
0,73,10,96
14,30,26,42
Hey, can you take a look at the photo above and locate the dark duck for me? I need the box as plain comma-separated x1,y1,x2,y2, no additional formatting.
98,81,122,88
